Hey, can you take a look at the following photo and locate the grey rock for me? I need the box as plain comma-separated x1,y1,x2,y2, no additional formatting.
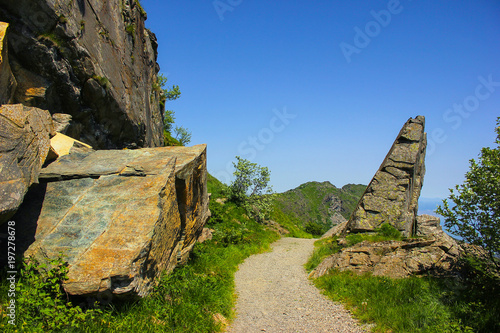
0,104,54,224
52,113,72,133
346,116,426,236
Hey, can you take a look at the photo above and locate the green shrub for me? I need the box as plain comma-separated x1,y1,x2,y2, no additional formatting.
0,255,104,332
304,221,327,237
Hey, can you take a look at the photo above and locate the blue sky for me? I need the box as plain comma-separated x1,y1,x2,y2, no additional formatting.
141,0,500,199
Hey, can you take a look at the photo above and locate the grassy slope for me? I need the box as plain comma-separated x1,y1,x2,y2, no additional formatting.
271,181,365,234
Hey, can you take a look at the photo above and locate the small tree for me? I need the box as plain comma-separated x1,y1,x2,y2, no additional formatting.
228,156,275,222
154,73,192,146
174,126,192,146
436,117,500,265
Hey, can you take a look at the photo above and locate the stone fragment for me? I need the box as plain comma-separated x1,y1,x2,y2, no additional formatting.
21,144,209,299
346,116,426,236
48,132,93,159
52,113,72,134
0,104,54,224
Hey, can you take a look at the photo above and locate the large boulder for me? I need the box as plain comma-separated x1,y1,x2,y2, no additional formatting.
0,104,55,224
346,116,426,236
0,0,163,149
18,144,208,299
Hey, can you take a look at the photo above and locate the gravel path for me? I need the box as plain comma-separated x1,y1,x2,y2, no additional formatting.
225,237,369,333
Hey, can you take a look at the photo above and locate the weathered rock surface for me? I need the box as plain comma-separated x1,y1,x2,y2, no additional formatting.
0,22,16,104
20,144,208,299
0,104,55,224
311,215,463,279
0,0,163,148
347,116,427,236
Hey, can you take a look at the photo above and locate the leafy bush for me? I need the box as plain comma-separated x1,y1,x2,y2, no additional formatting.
304,221,327,237
0,255,104,332
437,117,500,265
227,156,275,223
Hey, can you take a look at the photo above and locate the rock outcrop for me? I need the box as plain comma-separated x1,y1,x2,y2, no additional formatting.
15,144,208,299
0,104,55,224
0,0,164,148
311,215,463,279
346,116,426,236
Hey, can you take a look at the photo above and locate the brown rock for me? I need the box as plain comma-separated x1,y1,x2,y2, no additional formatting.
0,104,54,224
346,116,426,236
311,215,464,279
21,144,209,299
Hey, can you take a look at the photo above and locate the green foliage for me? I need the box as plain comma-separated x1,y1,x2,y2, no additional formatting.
135,0,147,17
58,15,68,24
174,126,192,146
304,221,328,237
436,117,500,263
153,74,189,146
345,223,402,246
308,225,500,332
163,109,175,132
305,237,341,272
272,181,365,235
125,23,136,42
0,254,104,332
227,156,275,222
269,206,313,238
92,75,111,90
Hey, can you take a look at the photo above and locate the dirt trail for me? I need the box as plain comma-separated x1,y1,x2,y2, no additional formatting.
225,237,369,333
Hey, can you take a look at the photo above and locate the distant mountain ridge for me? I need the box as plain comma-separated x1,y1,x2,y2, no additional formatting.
273,181,366,232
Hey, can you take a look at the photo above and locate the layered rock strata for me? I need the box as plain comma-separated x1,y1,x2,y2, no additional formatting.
0,104,55,224
347,116,427,236
311,215,463,279
20,144,208,299
0,0,163,148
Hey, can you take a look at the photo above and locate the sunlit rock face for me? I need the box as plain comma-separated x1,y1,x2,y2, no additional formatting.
347,116,426,237
21,144,209,300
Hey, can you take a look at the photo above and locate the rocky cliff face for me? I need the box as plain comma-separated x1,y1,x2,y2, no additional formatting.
347,116,426,236
0,0,163,149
